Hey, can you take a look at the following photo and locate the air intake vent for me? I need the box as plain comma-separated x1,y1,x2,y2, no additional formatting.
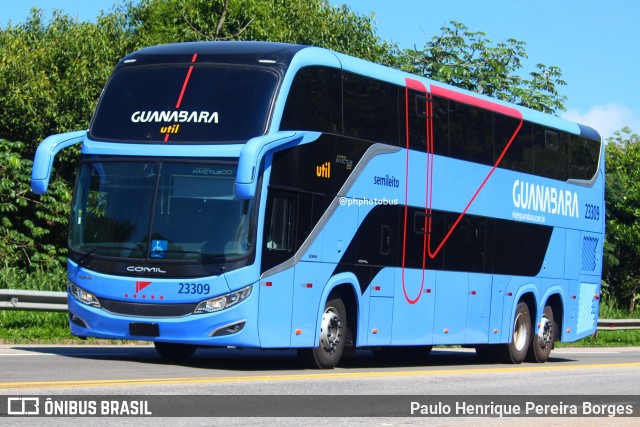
98,298,197,317
581,236,598,272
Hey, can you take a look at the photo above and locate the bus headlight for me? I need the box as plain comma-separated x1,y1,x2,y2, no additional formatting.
194,285,252,314
68,282,101,308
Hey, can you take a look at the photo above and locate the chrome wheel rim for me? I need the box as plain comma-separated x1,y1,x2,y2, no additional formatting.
513,312,528,352
319,307,342,354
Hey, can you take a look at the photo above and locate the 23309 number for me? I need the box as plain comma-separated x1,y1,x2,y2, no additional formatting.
584,204,600,221
178,283,210,295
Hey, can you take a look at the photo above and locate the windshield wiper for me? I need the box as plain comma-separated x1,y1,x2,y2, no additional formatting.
77,245,145,266
152,249,228,263
77,247,100,266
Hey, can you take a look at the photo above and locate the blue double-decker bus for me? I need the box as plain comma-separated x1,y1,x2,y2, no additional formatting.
31,42,604,368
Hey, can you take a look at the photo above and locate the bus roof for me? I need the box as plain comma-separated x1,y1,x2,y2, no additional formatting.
118,41,600,141
119,41,307,68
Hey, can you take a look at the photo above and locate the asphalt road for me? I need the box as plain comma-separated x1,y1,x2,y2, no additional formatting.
1,345,639,426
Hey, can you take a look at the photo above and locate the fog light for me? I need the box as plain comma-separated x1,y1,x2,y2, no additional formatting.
210,321,246,337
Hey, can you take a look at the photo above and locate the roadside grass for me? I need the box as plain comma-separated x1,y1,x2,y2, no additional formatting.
0,264,67,291
0,265,71,343
0,311,70,343
558,330,640,347
557,297,640,347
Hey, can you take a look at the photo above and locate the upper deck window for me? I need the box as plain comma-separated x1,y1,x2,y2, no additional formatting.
90,64,279,144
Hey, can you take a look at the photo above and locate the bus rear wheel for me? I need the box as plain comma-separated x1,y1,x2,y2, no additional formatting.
526,305,555,363
298,295,346,369
154,342,196,359
497,301,531,364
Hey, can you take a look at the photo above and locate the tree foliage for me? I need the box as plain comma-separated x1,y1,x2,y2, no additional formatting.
129,0,393,63
0,8,135,151
0,0,605,283
0,140,70,270
603,128,640,312
397,21,567,114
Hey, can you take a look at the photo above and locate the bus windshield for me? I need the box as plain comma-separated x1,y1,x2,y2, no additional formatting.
69,160,254,262
89,64,279,143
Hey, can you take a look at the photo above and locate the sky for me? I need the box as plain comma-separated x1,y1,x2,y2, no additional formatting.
1,0,638,140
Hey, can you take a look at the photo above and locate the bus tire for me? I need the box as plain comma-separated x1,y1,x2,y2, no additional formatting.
154,342,196,359
298,295,346,369
526,305,555,363
497,301,531,364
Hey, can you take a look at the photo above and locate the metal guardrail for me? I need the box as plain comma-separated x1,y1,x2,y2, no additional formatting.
1,289,640,331
597,319,640,331
0,289,67,312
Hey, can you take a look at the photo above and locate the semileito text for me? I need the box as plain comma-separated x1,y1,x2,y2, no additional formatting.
512,179,579,218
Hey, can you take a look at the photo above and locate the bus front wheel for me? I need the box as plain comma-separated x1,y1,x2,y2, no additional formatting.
298,295,346,369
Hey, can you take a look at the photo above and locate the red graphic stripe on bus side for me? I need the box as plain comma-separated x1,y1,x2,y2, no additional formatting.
400,79,524,304
430,84,523,119
405,77,427,92
165,54,198,142
401,85,418,304
402,78,433,304
426,118,523,258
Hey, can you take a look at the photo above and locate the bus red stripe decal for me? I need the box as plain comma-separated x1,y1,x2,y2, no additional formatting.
175,54,198,109
401,79,524,304
430,84,523,118
401,85,417,303
405,77,427,92
165,54,198,142
427,119,523,258
401,78,429,305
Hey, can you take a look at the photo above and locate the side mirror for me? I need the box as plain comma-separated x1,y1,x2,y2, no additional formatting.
235,132,318,199
31,130,86,194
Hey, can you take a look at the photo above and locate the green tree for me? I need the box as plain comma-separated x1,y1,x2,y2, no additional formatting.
0,139,70,270
603,127,640,312
0,8,135,270
397,21,567,114
0,1,571,277
129,0,392,63
0,7,135,150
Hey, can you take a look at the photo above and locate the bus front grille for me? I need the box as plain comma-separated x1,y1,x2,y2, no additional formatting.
98,298,197,317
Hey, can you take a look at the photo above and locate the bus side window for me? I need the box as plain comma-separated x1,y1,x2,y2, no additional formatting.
448,100,493,165
262,191,299,272
266,194,296,251
343,72,400,145
380,225,391,256
280,66,342,134
533,125,568,180
569,135,600,181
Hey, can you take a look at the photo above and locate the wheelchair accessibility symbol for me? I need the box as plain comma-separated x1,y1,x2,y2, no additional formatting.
150,240,168,258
